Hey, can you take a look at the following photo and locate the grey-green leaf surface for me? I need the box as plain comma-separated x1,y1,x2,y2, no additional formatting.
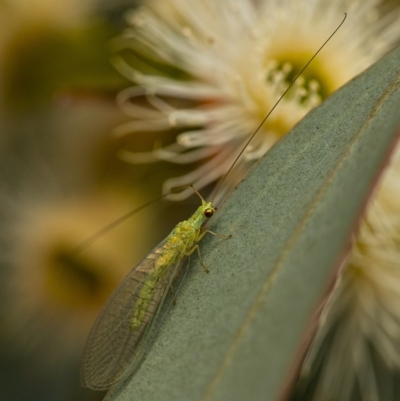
107,46,400,401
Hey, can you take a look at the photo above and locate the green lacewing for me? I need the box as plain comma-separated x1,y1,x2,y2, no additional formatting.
80,14,346,391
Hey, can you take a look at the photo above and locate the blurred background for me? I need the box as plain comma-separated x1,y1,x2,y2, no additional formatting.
0,1,199,400
1,0,400,401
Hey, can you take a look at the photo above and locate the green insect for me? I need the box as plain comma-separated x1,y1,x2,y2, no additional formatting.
80,188,227,389
80,15,346,391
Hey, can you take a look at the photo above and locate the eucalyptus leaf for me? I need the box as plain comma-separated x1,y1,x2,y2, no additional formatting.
106,46,400,401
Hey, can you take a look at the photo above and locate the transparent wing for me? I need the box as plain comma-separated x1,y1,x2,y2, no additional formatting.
80,238,188,390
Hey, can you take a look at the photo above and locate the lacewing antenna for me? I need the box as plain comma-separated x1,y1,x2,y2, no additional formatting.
75,13,347,250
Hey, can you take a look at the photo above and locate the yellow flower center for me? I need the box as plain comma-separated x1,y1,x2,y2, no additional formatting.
45,243,117,310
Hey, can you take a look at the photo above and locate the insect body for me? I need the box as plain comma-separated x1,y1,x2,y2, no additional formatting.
80,195,219,390
130,199,214,328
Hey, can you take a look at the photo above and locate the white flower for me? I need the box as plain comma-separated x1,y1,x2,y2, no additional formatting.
298,146,400,401
113,0,400,199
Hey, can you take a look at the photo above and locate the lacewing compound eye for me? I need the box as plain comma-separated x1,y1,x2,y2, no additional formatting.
204,208,214,218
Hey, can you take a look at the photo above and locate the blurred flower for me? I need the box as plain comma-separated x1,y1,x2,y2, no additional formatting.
0,2,162,400
297,146,400,401
113,0,400,199
0,188,142,355
0,0,129,114
0,0,94,28
0,95,157,401
0,189,137,394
